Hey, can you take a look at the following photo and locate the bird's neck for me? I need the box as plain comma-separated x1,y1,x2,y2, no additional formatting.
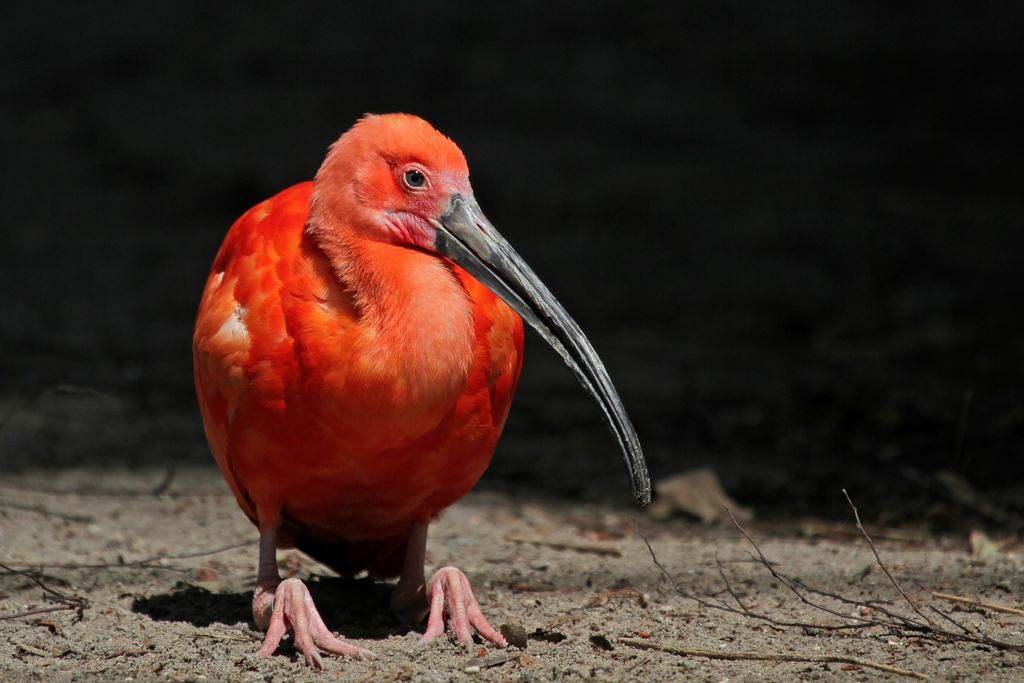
355,238,474,348
311,220,478,406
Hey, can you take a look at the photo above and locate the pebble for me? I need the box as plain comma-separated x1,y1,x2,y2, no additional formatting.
500,619,528,648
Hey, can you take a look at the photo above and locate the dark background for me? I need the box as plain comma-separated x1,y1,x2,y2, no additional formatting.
2,3,1022,529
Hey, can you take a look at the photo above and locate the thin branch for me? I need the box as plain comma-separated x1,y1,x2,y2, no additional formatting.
636,508,1024,656
725,507,880,627
843,489,936,628
711,552,784,632
184,633,254,643
632,520,679,593
142,539,258,562
3,539,258,574
926,604,974,636
0,605,80,621
0,562,88,621
10,639,52,657
932,592,1024,618
0,562,83,605
726,507,948,633
505,534,622,557
714,552,756,618
632,520,872,631
779,568,924,631
729,504,1024,652
619,638,930,680
0,501,94,523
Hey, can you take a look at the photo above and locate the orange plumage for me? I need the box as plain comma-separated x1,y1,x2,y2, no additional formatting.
193,114,647,666
194,179,522,576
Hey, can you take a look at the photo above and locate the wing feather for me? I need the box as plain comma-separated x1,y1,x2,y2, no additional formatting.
193,183,316,522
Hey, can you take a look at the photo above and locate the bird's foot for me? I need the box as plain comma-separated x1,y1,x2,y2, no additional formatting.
254,577,375,667
419,566,507,648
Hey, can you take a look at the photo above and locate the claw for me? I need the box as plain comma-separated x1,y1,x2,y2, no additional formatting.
419,566,506,647
255,577,375,667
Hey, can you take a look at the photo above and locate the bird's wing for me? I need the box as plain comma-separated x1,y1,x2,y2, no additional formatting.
192,182,317,522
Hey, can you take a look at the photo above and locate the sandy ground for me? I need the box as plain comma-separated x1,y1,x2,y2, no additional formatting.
2,467,1022,682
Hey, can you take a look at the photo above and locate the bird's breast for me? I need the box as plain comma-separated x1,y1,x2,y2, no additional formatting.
280,236,478,454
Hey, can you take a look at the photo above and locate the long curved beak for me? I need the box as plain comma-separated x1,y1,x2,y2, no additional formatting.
433,194,651,506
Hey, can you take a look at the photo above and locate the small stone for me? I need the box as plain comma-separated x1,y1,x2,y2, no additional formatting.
196,567,218,582
500,620,528,649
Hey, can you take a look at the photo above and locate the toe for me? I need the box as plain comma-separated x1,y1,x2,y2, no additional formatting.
420,566,505,647
253,577,373,666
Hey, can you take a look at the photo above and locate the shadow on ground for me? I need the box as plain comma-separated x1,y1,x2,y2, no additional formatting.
132,576,407,641
133,586,251,628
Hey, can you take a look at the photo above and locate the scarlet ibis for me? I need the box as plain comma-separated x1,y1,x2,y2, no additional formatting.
193,113,649,666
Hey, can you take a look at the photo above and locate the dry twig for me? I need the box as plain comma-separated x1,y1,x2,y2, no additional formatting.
10,639,52,657
0,562,88,621
0,605,79,621
632,520,870,631
505,534,622,557
634,492,1024,659
842,489,936,628
932,592,1024,618
619,638,929,680
725,505,1024,653
725,507,883,628
0,501,94,523
184,632,253,642
2,539,257,574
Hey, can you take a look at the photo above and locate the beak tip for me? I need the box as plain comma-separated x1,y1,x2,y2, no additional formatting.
634,483,652,508
628,448,651,507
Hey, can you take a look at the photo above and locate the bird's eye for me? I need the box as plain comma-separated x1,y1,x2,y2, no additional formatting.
404,169,426,188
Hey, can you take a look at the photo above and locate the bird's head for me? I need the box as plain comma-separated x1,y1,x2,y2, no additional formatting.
309,113,473,252
308,113,651,507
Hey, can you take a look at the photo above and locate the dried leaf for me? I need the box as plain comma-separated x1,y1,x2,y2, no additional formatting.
647,469,753,523
969,530,1001,560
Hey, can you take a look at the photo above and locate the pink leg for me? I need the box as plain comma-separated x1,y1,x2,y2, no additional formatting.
252,526,374,667
389,521,506,648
